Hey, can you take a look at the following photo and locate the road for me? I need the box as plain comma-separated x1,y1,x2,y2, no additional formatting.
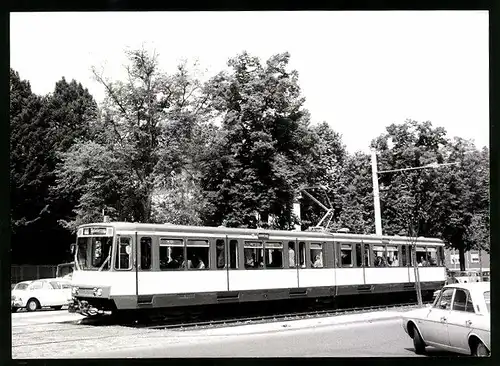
86,319,457,358
12,310,459,358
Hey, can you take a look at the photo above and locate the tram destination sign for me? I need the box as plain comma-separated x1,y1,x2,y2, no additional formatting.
79,227,114,237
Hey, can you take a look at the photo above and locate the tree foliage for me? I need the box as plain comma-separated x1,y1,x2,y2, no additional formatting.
199,52,316,229
11,51,489,271
55,49,210,230
10,70,98,263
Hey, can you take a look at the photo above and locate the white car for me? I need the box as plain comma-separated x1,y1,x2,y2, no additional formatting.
402,282,490,357
11,278,73,312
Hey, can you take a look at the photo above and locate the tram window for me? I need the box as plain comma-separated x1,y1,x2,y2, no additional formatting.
401,245,408,266
244,241,264,269
386,246,399,267
310,243,323,268
229,240,238,269
115,237,131,270
416,247,427,266
426,247,438,266
364,244,371,267
84,237,112,271
373,245,387,267
341,244,353,267
159,239,184,270
298,242,306,268
140,237,151,270
354,244,362,268
186,240,209,269
265,242,283,268
288,242,296,268
216,239,225,269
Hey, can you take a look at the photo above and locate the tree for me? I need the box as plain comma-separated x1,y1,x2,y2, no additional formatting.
299,122,347,230
10,69,56,263
328,151,376,234
436,140,489,269
10,70,98,263
370,120,449,238
199,52,316,229
370,120,489,270
56,48,210,229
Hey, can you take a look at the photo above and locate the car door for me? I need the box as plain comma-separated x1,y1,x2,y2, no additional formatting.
420,288,454,347
48,280,67,306
447,288,478,353
28,280,47,307
43,281,59,306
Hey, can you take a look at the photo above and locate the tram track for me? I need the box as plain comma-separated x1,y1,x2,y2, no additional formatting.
130,300,432,331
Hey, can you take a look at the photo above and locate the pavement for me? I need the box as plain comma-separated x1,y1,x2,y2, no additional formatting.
11,308,458,358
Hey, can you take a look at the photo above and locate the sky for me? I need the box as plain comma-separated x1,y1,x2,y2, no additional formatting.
10,11,489,153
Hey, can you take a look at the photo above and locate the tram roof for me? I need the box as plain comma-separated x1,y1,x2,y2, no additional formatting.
79,222,444,245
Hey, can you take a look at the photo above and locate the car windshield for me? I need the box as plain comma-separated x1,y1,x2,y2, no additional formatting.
76,236,113,271
14,283,29,290
484,291,490,313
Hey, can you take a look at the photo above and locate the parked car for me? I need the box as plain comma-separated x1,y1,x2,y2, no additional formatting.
402,282,490,356
11,278,73,312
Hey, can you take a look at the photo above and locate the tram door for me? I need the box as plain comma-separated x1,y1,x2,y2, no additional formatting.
134,235,154,305
295,240,307,287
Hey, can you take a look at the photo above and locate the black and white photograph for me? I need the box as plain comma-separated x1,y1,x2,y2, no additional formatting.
9,10,490,359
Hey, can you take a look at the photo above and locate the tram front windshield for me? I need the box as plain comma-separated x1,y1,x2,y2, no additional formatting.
77,237,113,271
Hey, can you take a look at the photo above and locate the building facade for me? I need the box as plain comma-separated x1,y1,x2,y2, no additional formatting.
444,248,490,270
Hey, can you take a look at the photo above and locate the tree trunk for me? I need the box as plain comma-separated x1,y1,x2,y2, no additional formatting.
458,244,466,271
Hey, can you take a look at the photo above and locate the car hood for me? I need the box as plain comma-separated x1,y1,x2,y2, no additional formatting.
11,289,28,298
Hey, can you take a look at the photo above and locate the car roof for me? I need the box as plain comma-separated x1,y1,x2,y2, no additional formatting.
444,282,490,292
15,280,32,285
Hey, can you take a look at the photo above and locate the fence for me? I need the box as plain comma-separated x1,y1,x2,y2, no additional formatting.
11,265,57,284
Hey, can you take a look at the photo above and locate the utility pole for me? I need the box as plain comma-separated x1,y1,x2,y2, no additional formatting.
409,223,423,306
371,149,383,235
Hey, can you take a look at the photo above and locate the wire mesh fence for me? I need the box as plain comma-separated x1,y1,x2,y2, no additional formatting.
11,265,57,285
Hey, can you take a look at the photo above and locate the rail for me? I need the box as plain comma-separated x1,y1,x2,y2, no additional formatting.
131,300,432,330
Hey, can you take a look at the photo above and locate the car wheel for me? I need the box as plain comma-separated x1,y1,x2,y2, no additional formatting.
52,306,63,310
26,299,39,312
412,325,426,354
474,341,490,357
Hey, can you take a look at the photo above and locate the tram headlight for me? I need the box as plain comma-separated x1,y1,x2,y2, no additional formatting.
93,288,102,297
72,286,79,296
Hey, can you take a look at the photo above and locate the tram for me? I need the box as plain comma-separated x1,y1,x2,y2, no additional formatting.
69,222,446,316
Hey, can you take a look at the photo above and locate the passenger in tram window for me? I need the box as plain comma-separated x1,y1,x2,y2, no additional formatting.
216,242,225,268
391,257,399,267
194,255,205,269
313,255,323,268
245,252,255,268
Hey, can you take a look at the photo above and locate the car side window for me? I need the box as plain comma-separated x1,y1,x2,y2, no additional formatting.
29,281,43,290
435,288,454,310
452,289,468,311
49,281,61,290
465,294,475,313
